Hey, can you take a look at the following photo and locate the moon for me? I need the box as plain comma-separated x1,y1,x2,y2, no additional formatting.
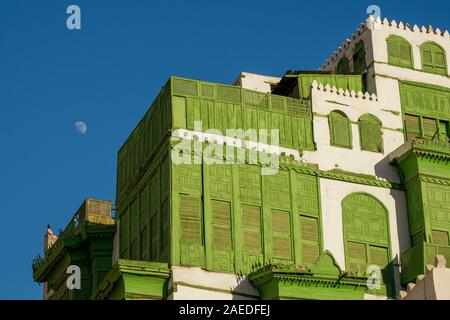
75,121,87,134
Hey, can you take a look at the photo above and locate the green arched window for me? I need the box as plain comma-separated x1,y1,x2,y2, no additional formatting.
421,42,447,76
329,111,352,148
386,35,413,68
358,114,383,153
353,41,366,73
342,193,394,296
336,57,350,74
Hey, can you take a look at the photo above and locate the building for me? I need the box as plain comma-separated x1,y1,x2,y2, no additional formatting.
32,16,450,300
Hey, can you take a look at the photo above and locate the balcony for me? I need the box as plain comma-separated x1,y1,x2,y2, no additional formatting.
401,242,450,285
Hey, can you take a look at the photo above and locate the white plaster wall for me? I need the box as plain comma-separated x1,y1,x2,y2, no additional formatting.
371,20,450,81
303,86,404,183
319,178,410,294
233,72,281,93
170,266,259,300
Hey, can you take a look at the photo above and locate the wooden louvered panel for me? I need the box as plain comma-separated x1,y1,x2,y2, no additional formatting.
272,210,290,233
241,205,261,229
242,230,261,254
369,246,388,266
348,241,366,261
180,195,199,218
300,216,318,242
405,114,420,139
181,220,201,244
273,237,291,259
213,226,231,249
302,243,319,265
432,230,449,246
212,200,231,226
360,120,382,152
423,117,438,139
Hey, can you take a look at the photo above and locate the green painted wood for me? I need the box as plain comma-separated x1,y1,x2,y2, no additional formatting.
359,114,383,153
387,35,413,69
420,42,447,76
329,111,352,148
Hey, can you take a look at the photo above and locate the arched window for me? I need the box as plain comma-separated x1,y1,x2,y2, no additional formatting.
329,111,352,148
386,35,413,68
342,193,394,296
336,57,350,74
353,41,366,73
358,114,383,152
421,42,447,76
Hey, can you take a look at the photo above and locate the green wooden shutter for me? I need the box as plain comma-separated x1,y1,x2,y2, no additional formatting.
180,195,201,244
423,117,438,140
300,216,320,265
212,200,232,249
369,245,389,266
272,210,291,260
421,43,447,76
241,205,262,254
347,241,367,275
405,114,421,140
329,111,352,148
387,35,413,68
432,230,449,246
359,114,383,152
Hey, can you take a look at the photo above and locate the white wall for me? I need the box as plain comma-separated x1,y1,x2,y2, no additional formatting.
169,266,259,300
302,84,405,183
233,72,281,93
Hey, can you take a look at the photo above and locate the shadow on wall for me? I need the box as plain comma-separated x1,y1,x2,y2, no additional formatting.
374,154,400,182
231,272,259,300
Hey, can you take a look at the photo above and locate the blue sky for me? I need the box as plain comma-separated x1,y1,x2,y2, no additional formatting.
0,0,448,299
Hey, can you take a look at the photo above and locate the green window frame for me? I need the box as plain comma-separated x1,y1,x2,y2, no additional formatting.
353,41,366,73
119,210,129,259
336,57,350,74
358,114,383,153
421,42,447,76
329,110,352,148
386,35,413,68
272,210,292,260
